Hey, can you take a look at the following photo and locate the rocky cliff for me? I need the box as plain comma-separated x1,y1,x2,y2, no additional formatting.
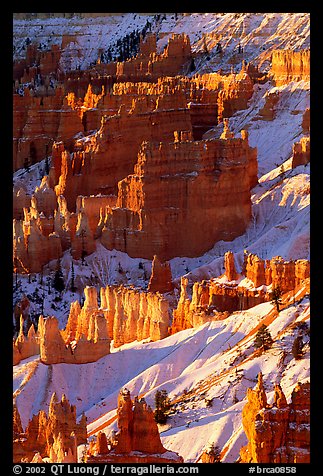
13,86,83,171
52,98,192,210
13,392,87,463
270,49,310,86
86,388,183,463
100,127,256,260
240,373,310,463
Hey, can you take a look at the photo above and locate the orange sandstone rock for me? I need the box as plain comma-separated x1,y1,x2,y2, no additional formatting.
13,316,40,366
224,251,238,281
13,393,87,463
291,136,310,168
100,284,172,347
101,135,255,260
87,388,183,463
270,49,310,86
39,288,110,364
148,255,174,293
240,375,310,463
171,253,310,334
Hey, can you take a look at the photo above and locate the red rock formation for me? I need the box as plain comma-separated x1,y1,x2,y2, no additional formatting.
13,393,87,463
295,259,310,287
13,315,40,365
13,185,31,220
256,90,280,121
171,253,310,333
53,97,192,210
101,133,255,260
302,108,310,133
75,195,117,236
100,284,172,347
13,85,83,171
71,209,96,260
87,388,183,463
217,71,254,123
148,255,174,293
13,188,110,271
94,33,191,82
31,176,57,218
240,373,310,463
39,287,110,364
13,213,62,274
270,49,310,86
224,251,238,281
291,136,310,168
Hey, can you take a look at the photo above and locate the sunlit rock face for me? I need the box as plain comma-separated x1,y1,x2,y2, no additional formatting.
171,252,310,334
270,49,310,86
240,373,310,463
86,388,183,463
39,287,110,364
101,130,256,261
13,393,87,463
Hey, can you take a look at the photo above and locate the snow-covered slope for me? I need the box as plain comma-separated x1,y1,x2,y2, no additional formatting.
14,288,310,462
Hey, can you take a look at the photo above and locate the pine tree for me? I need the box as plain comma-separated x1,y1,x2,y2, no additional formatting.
254,324,273,352
292,335,304,360
271,285,283,311
45,155,50,175
24,157,30,172
189,58,196,72
70,261,76,292
53,259,65,293
206,443,221,463
154,389,171,424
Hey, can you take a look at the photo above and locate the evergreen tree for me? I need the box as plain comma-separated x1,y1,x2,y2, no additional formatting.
292,335,304,360
189,57,196,72
205,443,221,463
70,261,76,292
53,259,65,293
154,389,171,424
254,324,273,352
24,157,30,173
45,155,50,175
271,285,283,311
80,229,87,265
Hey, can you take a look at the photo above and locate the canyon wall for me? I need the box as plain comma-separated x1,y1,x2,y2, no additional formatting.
100,128,256,261
270,49,310,86
14,393,87,463
87,388,183,463
240,373,310,463
52,99,192,210
13,86,83,171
